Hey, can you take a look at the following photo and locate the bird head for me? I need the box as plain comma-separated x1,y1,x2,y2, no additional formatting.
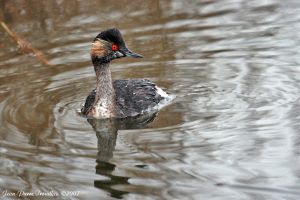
91,28,143,64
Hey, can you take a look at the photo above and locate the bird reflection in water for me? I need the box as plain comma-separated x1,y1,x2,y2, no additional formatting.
87,112,157,199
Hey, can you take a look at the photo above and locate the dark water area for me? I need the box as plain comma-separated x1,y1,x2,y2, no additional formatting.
1,0,300,199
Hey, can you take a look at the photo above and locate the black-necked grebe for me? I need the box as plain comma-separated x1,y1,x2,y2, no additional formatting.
81,28,169,118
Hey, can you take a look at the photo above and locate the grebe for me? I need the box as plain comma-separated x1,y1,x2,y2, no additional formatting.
81,28,169,118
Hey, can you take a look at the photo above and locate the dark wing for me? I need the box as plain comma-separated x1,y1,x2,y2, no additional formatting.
81,89,96,115
113,79,164,117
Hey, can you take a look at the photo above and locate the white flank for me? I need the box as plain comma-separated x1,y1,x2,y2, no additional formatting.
155,86,168,98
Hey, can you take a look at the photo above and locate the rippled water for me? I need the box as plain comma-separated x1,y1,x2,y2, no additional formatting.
1,0,300,199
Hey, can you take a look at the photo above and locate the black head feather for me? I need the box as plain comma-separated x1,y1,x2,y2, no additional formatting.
94,28,125,46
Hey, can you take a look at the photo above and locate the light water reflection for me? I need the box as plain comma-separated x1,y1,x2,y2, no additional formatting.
89,115,158,199
1,0,300,199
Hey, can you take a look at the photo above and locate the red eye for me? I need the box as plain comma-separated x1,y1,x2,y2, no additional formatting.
111,44,119,51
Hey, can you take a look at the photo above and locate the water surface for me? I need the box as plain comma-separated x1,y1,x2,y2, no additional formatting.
1,0,300,199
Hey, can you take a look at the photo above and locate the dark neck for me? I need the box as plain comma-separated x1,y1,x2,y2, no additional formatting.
93,60,116,113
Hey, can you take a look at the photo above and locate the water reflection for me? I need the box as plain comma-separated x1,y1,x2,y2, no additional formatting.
88,113,157,199
90,118,128,199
